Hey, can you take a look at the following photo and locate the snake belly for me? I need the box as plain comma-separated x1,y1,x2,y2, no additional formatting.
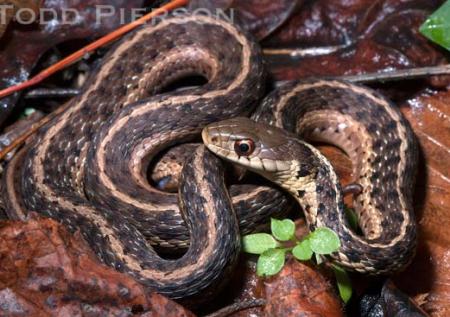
203,79,418,274
0,14,294,299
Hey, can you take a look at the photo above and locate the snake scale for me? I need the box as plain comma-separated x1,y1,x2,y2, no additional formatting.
1,13,417,300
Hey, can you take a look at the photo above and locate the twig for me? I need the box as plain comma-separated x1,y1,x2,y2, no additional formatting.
24,88,80,99
23,65,450,100
0,0,188,100
204,299,266,317
341,64,450,83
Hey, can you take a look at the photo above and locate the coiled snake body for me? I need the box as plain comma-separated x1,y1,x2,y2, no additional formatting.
203,79,418,274
2,14,417,299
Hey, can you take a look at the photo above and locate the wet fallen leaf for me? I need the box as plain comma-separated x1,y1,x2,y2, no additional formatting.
0,0,42,38
188,0,301,40
0,216,195,316
215,253,342,317
263,258,344,317
392,90,450,317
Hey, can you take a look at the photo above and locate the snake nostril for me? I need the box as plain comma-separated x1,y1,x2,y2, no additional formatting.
211,136,218,143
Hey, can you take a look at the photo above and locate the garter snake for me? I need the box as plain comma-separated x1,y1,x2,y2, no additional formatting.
203,79,417,274
1,13,417,299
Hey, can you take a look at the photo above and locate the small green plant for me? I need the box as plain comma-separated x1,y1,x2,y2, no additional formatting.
420,0,450,51
242,218,352,303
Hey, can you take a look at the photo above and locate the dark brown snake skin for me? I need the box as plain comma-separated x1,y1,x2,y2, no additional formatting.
1,14,418,299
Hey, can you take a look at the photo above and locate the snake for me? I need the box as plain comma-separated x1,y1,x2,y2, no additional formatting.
203,79,418,274
0,13,417,300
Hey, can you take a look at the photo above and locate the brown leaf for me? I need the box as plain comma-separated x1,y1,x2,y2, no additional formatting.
392,90,450,316
0,216,195,316
189,0,301,41
263,259,344,317
0,0,42,38
218,254,342,317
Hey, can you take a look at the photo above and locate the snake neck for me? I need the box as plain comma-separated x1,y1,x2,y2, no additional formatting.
270,139,345,233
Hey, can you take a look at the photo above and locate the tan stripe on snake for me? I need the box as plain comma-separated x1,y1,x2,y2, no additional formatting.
1,14,417,300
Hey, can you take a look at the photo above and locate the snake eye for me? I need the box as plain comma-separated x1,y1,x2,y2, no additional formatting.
234,139,255,156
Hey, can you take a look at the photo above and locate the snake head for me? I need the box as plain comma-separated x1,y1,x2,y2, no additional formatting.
202,117,296,178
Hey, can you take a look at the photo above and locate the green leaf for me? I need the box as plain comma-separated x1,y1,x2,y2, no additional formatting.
256,248,286,277
420,1,450,51
333,265,352,304
309,227,341,255
24,108,36,116
242,233,279,255
345,206,359,231
292,239,313,261
20,107,36,118
271,218,296,241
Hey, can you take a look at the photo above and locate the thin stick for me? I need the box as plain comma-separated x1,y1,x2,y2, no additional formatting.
0,0,188,100
341,64,450,83
204,299,266,317
25,88,80,99
23,64,450,100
